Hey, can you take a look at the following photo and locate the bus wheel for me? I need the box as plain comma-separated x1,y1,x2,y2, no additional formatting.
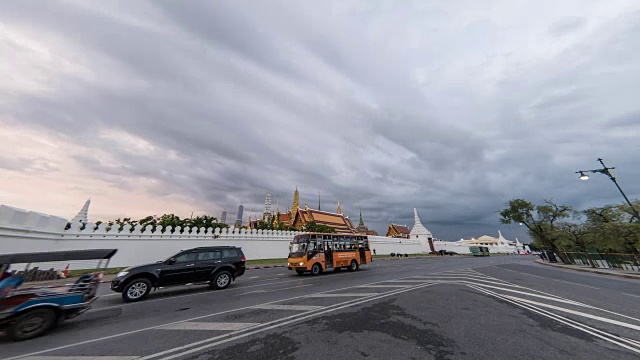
295,270,305,275
310,263,322,276
347,260,359,272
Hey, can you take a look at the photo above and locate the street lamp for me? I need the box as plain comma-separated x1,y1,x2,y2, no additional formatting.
576,158,640,221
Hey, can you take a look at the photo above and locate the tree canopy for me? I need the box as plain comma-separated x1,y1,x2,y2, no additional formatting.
500,198,640,261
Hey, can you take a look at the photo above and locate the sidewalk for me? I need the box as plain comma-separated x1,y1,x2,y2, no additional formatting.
535,259,640,280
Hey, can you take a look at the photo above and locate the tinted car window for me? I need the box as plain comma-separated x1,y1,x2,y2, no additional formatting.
175,252,197,263
197,251,222,261
222,249,238,258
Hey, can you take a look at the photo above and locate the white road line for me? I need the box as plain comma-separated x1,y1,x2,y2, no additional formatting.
357,285,411,288
234,284,312,296
497,267,546,279
308,293,380,297
5,272,424,360
150,283,438,360
247,276,260,279
468,284,640,354
159,322,260,331
93,278,318,312
21,358,138,360
251,304,323,311
502,295,640,331
623,293,640,299
552,279,600,289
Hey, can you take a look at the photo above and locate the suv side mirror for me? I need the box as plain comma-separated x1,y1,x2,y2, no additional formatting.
166,258,177,265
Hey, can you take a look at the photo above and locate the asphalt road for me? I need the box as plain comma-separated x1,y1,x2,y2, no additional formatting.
1,256,639,359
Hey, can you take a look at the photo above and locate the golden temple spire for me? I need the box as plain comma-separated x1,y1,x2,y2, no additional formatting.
337,200,342,214
292,186,300,211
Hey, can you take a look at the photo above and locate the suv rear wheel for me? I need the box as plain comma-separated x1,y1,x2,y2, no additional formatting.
211,271,232,290
122,278,152,302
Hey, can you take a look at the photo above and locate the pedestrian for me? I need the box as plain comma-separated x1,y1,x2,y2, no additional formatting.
373,249,376,255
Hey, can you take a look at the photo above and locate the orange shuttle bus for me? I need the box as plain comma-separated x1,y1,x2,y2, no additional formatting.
287,233,373,275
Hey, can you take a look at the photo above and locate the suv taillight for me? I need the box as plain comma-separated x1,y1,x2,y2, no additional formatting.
241,256,246,261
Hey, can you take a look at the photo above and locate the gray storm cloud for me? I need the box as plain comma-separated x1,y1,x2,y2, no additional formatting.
1,0,639,241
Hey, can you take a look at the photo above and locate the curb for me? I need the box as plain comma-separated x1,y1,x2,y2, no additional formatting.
535,259,640,280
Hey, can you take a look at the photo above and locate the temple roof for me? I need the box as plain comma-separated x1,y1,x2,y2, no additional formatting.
390,224,410,234
297,208,356,233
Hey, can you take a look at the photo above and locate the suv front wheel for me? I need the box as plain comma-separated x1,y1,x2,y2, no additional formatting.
122,278,152,302
211,271,232,290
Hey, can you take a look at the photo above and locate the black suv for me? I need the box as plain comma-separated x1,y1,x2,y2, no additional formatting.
111,246,246,302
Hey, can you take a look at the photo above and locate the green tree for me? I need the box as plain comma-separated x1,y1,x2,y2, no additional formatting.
500,199,571,263
303,221,336,233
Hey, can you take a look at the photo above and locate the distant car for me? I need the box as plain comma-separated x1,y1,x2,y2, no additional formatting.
438,250,458,256
110,246,246,302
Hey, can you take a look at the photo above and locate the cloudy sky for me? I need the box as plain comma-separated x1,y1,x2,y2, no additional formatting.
1,0,639,241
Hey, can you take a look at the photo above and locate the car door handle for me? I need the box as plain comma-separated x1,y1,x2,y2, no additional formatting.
185,264,195,267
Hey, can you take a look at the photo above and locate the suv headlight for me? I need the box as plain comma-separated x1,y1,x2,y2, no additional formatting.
116,271,129,278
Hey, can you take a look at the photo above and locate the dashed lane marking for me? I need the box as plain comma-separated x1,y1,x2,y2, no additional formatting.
234,284,312,296
551,278,600,290
497,266,546,279
623,293,640,299
160,322,260,331
142,283,438,360
308,293,380,297
357,284,412,288
251,304,323,311
21,358,137,360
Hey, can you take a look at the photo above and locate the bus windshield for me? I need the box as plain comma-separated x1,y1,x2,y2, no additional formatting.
289,234,310,257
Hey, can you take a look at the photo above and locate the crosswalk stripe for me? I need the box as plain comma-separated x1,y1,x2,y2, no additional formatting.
159,322,259,331
251,304,323,311
22,358,138,360
308,293,380,297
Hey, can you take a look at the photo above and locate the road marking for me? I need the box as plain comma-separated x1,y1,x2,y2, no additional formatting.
385,280,431,283
623,293,640,299
357,285,411,288
497,266,546,279
92,278,318,311
469,284,640,354
235,284,312,296
502,295,640,331
144,283,438,360
251,304,323,311
308,293,380,297
159,322,260,331
248,276,260,279
21,358,137,360
552,279,600,289
5,271,425,360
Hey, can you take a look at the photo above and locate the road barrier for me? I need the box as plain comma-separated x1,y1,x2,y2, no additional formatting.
563,251,639,272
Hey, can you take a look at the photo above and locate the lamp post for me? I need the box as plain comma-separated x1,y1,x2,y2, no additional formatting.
576,158,640,221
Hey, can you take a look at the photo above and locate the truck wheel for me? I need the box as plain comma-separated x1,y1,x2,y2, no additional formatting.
6,308,57,341
347,260,359,272
310,263,322,276
122,278,152,302
211,271,232,290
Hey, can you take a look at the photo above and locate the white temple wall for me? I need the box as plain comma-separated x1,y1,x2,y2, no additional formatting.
433,241,517,254
0,206,429,268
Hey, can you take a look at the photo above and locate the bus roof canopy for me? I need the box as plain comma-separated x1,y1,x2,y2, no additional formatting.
0,249,118,264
